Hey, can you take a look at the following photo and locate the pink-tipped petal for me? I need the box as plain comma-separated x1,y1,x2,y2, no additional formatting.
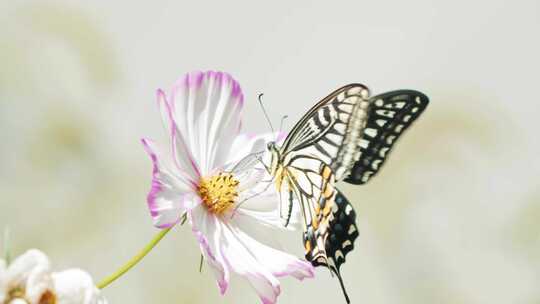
189,205,230,294
142,138,197,228
219,222,313,303
169,71,244,174
228,223,313,279
219,223,281,303
156,90,202,180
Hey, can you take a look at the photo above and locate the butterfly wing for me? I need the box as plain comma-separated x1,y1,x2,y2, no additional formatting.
281,84,372,181
308,189,358,303
344,90,429,184
281,160,357,303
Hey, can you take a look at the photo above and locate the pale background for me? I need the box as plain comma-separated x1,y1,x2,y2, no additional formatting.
1,1,539,303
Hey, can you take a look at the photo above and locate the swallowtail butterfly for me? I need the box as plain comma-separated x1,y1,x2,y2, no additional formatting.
266,84,429,303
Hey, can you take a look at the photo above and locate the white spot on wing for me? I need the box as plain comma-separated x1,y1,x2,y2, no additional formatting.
376,109,395,118
372,159,382,170
335,250,344,260
345,204,352,215
359,139,370,149
342,240,352,248
387,101,405,109
364,128,377,138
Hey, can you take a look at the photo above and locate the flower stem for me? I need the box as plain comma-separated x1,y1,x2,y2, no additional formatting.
97,226,173,289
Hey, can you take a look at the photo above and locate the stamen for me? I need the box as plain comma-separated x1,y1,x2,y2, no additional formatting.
198,172,240,215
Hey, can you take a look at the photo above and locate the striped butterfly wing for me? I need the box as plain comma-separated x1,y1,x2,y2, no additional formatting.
281,160,358,303
275,84,372,226
281,84,372,181
344,90,429,185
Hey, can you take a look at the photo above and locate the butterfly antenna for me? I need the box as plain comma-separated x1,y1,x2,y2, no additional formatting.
277,115,288,137
258,93,275,133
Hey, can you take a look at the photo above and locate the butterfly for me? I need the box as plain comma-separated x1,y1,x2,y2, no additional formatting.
266,84,429,303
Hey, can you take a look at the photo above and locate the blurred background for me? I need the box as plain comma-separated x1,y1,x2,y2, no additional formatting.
1,1,539,303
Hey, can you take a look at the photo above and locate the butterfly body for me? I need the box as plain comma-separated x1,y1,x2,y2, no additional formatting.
266,84,429,303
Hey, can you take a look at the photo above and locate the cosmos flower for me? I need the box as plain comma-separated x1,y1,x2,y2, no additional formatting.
0,249,106,304
141,71,314,303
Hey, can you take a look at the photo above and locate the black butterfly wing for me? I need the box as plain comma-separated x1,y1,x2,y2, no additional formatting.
304,188,358,304
344,90,429,185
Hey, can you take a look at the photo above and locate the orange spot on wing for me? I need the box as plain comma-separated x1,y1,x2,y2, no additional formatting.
305,240,312,252
312,218,320,229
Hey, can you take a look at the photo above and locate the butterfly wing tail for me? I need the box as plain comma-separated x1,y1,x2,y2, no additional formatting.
304,188,359,303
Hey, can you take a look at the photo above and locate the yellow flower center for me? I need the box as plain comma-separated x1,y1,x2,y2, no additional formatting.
198,172,240,215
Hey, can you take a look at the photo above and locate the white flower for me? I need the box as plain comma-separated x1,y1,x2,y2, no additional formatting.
0,249,106,304
142,71,313,303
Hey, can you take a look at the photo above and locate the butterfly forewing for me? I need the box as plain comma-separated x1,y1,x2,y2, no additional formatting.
344,90,429,185
281,84,371,182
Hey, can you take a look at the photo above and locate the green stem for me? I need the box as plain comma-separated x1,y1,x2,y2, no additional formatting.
97,226,173,289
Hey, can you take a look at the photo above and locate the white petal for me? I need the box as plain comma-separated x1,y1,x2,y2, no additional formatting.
142,138,198,228
234,207,292,231
168,71,244,174
52,269,107,304
220,223,313,304
236,185,302,231
25,263,54,303
226,132,280,166
0,259,6,302
156,89,202,180
5,249,50,288
189,205,230,294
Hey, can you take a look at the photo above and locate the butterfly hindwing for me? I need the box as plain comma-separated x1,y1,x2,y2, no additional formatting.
304,188,358,304
344,90,429,185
